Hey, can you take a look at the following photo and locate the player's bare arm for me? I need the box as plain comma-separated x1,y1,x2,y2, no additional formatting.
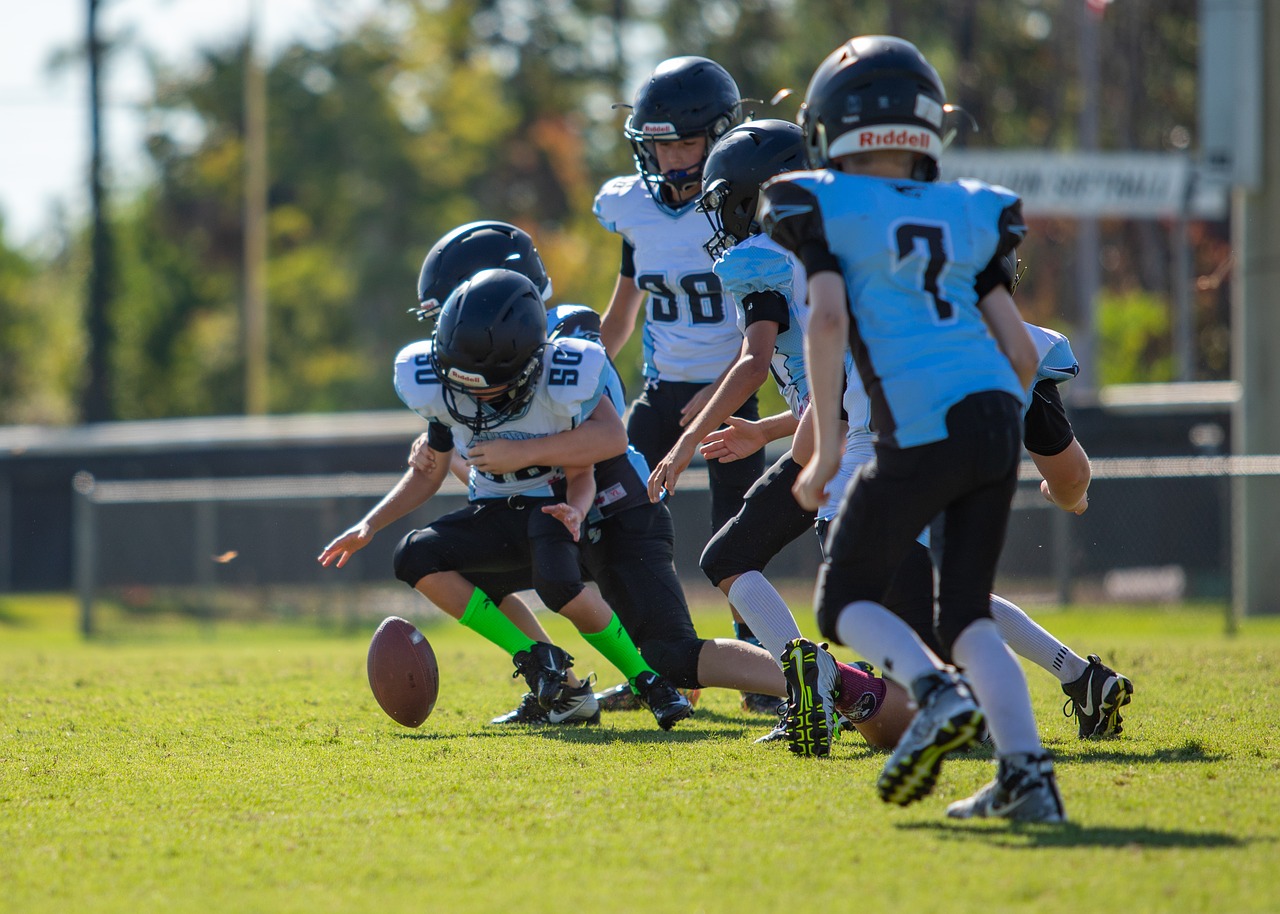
649,324,776,500
793,270,848,511
698,411,799,464
599,275,645,358
407,432,469,484
1032,438,1091,514
318,454,450,568
465,397,627,476
979,286,1038,392
541,464,597,542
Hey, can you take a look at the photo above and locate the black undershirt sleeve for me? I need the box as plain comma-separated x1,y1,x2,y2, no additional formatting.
426,420,455,453
741,290,790,331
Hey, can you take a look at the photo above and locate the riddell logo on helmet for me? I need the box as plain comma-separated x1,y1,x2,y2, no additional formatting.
447,367,489,388
642,122,678,136
859,128,934,150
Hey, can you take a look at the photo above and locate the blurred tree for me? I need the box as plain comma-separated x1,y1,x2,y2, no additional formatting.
3,0,1217,426
0,226,85,424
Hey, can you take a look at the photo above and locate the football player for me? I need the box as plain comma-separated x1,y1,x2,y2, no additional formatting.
318,268,693,731
593,56,777,709
403,221,912,748
765,36,1065,821
687,124,1132,747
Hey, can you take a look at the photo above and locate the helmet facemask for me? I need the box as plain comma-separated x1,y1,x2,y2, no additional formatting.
428,268,549,434
696,177,757,260
431,346,544,434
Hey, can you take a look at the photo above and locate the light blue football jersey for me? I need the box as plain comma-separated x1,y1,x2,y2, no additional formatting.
763,170,1026,449
393,336,609,501
1024,322,1079,412
713,234,811,418
594,174,743,383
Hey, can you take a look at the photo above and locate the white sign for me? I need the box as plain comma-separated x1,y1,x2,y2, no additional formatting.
940,151,1226,219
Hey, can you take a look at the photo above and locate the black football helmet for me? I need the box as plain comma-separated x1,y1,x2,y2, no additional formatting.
623,56,742,212
430,268,548,432
696,119,808,259
414,221,551,322
798,36,947,181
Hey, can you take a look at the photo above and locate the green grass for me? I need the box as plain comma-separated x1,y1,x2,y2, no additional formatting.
2,594,1279,914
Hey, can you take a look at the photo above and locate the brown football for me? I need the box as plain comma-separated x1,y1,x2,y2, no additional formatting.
367,616,439,727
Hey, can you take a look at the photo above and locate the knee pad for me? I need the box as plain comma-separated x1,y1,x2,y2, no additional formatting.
533,578,585,613
699,525,750,587
393,530,445,587
638,638,705,690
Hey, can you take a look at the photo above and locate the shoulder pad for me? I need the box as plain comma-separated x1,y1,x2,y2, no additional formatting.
393,339,448,419
760,175,829,258
716,237,797,299
593,175,642,232
540,337,610,416
1025,323,1079,383
548,304,604,342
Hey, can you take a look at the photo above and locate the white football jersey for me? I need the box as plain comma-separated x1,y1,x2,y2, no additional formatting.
594,174,743,383
394,336,610,500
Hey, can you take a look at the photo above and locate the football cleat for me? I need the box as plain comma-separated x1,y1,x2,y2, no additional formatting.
755,702,791,744
547,676,601,725
594,681,644,711
877,669,984,806
491,692,550,725
780,638,841,758
595,681,700,711
946,752,1067,822
511,642,574,710
631,671,694,731
1062,654,1133,739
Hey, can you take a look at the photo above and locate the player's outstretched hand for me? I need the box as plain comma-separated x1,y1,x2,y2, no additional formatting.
699,416,767,464
647,442,694,502
317,523,374,568
541,502,585,542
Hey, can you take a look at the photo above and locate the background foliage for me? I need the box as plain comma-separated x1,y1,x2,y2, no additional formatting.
0,0,1225,424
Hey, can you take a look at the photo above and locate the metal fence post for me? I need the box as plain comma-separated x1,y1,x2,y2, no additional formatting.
73,472,97,638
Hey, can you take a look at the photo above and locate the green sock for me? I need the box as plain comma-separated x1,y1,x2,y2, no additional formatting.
459,589,537,657
580,613,655,684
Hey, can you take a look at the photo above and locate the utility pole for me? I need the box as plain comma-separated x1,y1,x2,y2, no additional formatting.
243,0,269,415
1073,0,1102,401
1230,0,1280,618
84,0,115,423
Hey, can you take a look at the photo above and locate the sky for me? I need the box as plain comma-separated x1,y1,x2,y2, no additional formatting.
0,0,379,249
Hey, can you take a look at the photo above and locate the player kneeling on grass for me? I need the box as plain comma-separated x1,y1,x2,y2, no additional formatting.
318,267,691,731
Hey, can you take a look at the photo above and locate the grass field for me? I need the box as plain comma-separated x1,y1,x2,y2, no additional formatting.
3,593,1279,914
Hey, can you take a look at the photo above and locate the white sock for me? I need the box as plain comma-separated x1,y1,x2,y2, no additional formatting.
952,619,1043,756
835,600,940,689
727,572,803,666
988,594,1088,684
